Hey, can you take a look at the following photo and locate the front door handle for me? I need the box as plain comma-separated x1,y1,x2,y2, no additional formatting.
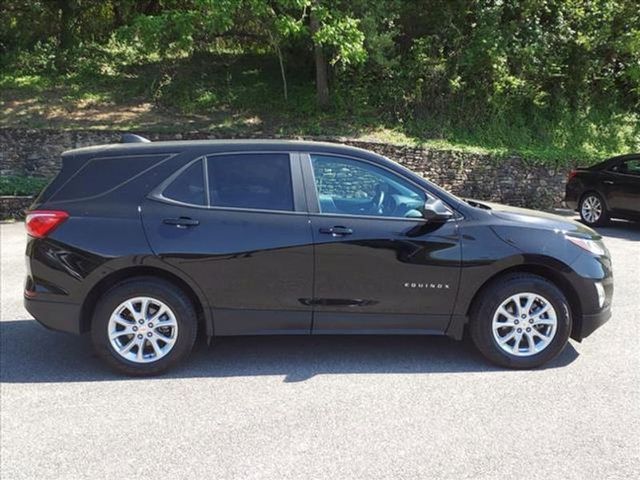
319,226,353,237
603,180,614,185
163,217,200,228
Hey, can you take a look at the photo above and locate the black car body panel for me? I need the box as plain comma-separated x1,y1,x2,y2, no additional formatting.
565,153,640,221
25,140,613,345
141,199,315,335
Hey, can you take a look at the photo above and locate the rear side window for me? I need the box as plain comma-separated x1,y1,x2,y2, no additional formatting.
162,159,206,206
618,159,640,176
50,154,168,202
207,154,293,211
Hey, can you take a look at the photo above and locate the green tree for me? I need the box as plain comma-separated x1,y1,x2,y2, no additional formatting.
113,0,369,106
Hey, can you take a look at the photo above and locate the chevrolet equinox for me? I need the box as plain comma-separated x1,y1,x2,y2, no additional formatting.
24,137,613,375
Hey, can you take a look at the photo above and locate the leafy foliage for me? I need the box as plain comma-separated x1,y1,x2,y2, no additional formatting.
0,176,49,196
1,0,638,164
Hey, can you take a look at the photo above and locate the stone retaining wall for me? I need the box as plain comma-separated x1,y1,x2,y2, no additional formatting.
0,196,33,219
0,128,569,214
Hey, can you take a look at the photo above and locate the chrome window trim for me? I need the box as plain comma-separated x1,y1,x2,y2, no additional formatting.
307,211,448,223
149,195,311,216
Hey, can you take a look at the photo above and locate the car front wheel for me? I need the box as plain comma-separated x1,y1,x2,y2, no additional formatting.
469,274,572,369
91,277,198,376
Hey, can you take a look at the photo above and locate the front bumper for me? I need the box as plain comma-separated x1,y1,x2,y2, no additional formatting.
24,296,82,334
568,249,613,342
574,303,612,341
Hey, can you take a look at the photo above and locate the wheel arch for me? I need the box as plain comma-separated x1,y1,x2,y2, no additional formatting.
463,263,583,341
79,265,212,336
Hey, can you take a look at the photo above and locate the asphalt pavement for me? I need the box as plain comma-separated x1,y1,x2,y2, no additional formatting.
1,218,639,479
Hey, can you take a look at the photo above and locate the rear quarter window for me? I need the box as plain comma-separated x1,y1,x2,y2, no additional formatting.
50,154,171,202
161,159,206,206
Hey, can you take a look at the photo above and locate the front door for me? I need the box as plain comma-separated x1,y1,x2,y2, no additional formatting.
302,153,461,334
141,152,314,335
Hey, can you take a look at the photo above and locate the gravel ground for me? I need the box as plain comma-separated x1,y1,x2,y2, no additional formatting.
1,218,639,479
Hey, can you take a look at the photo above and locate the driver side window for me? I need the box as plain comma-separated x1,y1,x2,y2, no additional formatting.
310,154,426,218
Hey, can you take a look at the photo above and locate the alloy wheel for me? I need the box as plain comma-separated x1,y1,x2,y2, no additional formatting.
107,296,178,363
491,292,557,357
581,195,602,224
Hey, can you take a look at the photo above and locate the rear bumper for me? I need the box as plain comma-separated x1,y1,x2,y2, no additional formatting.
564,180,581,210
24,296,82,334
563,199,578,210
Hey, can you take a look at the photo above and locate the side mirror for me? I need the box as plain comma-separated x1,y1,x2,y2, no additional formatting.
422,198,454,222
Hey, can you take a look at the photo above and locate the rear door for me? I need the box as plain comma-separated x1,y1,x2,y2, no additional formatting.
302,153,461,334
141,152,314,335
603,158,640,216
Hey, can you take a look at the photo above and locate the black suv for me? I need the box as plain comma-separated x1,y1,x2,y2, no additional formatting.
25,138,613,375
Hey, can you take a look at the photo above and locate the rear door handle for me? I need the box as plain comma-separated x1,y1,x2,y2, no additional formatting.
603,180,614,185
163,217,200,228
319,226,353,237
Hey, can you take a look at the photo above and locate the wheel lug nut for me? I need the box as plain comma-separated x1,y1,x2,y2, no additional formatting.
514,320,519,325
529,319,533,324
148,323,153,328
521,314,526,319
138,320,144,325
132,326,138,332
517,328,522,333
147,332,153,337
137,334,143,339
526,327,531,332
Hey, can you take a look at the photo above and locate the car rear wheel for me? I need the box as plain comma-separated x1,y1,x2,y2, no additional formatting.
91,277,198,376
579,192,608,226
469,274,571,369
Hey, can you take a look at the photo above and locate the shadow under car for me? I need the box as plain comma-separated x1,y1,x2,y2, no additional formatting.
0,319,580,384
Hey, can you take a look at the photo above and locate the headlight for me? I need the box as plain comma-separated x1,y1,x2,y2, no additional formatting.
565,235,606,256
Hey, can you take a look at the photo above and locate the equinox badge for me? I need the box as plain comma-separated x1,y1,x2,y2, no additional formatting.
404,282,450,289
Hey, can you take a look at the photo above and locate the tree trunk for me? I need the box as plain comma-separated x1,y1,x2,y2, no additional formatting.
57,0,75,51
267,29,288,102
113,2,127,29
274,43,288,101
53,0,76,71
309,9,329,108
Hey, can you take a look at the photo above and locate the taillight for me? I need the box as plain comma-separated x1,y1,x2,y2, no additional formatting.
25,210,69,238
567,170,577,182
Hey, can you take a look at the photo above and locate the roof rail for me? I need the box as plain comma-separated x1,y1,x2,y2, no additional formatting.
121,133,151,143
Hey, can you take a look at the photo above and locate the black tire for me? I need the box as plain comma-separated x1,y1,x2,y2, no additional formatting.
91,277,198,376
579,192,609,227
469,273,571,369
